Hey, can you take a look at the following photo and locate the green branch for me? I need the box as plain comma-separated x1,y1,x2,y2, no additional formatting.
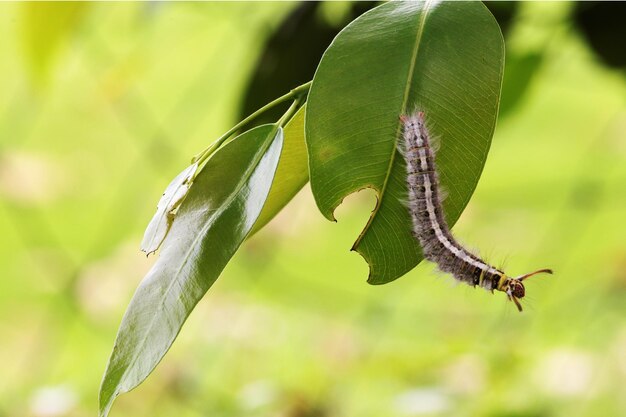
193,81,311,166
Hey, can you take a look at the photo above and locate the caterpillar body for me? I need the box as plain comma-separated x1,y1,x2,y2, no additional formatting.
401,111,551,312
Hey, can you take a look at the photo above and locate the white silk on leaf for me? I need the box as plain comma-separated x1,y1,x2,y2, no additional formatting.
140,163,198,255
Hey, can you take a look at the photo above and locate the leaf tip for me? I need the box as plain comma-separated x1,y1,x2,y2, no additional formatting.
321,205,337,223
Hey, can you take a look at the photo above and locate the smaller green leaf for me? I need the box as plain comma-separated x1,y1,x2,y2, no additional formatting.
250,105,308,234
141,163,198,255
100,125,283,417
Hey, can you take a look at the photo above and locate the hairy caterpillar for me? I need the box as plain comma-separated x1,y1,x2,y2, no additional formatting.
401,111,552,312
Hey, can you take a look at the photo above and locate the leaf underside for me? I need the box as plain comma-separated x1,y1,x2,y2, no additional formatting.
306,0,504,284
250,105,308,234
99,125,283,417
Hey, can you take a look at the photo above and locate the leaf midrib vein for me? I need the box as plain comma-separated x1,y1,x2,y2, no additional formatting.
354,1,433,250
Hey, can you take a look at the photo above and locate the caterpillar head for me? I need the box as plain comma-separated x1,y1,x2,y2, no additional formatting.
503,268,553,312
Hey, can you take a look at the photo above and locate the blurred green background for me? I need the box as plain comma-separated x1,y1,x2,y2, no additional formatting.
0,2,624,417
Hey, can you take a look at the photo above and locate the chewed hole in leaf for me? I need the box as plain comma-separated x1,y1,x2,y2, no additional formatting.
306,0,503,284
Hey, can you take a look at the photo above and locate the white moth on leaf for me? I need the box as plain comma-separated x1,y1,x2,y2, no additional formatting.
400,111,552,312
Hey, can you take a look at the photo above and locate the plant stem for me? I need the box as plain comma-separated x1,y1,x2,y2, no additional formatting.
277,97,302,128
193,81,311,165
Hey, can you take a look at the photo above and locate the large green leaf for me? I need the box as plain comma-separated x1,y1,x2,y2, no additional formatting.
250,105,308,234
306,0,504,284
99,125,283,417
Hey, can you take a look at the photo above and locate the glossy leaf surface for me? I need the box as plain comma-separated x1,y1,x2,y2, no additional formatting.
99,125,283,417
306,0,504,284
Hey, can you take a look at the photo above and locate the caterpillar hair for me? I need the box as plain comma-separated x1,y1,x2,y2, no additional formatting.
400,111,552,312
